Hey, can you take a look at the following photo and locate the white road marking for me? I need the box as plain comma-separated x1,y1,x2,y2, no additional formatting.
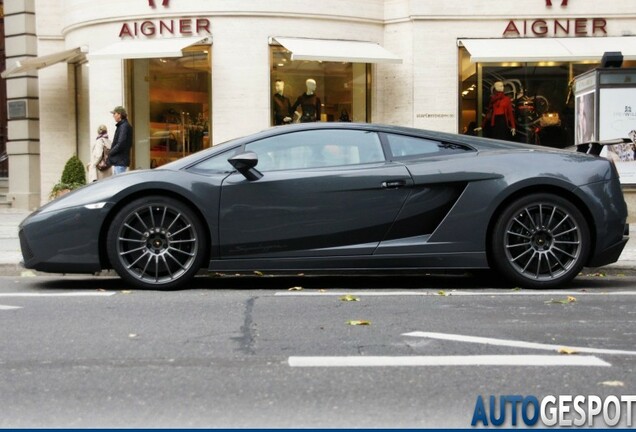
276,291,435,296
403,331,636,356
0,291,117,297
288,355,610,367
275,290,636,296
0,305,22,310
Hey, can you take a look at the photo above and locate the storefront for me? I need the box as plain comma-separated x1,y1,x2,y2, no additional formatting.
2,0,636,209
458,37,636,148
91,38,213,169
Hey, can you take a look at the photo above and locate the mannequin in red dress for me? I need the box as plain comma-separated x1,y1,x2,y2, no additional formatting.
483,81,516,141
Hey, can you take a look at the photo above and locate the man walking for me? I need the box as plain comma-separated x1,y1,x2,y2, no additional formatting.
108,106,133,175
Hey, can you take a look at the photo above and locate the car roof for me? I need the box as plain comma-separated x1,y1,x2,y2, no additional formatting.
254,122,539,151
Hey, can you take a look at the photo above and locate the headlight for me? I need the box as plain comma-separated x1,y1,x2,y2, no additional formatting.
84,202,108,210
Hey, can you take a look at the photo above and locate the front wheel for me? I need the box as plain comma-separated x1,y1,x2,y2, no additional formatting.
491,193,590,289
107,196,208,290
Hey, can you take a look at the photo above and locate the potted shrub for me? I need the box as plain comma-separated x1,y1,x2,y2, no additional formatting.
50,155,87,199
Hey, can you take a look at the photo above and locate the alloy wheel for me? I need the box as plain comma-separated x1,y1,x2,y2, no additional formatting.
113,201,200,286
503,202,582,281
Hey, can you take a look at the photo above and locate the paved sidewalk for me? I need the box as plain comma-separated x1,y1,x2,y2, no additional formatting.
0,208,31,274
1,207,635,275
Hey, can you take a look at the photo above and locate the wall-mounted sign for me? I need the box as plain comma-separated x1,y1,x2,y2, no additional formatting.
119,18,210,38
503,18,607,37
503,0,607,37
120,1,210,38
7,100,27,120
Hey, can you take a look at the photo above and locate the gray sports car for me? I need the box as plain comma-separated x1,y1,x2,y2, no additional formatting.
19,123,628,290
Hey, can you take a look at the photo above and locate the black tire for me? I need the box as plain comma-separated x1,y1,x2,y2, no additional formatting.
107,196,207,290
491,193,590,289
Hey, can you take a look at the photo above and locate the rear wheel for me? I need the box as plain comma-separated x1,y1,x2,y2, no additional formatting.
491,193,590,289
107,196,207,290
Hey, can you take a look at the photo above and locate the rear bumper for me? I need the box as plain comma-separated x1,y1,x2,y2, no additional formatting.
587,223,629,267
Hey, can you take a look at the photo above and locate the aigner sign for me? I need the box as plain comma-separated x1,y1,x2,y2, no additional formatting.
503,0,607,37
119,0,211,38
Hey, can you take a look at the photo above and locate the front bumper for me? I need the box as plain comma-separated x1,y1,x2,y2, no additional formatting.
19,205,109,273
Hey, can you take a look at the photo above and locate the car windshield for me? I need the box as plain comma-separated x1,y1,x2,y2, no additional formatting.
158,135,245,171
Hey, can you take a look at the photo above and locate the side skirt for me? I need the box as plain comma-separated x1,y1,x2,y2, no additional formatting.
208,252,488,272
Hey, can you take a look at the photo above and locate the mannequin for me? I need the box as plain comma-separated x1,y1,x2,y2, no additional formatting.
483,81,516,141
272,80,292,125
292,78,322,123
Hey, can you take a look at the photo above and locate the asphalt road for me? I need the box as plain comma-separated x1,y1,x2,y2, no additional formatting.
1,272,635,428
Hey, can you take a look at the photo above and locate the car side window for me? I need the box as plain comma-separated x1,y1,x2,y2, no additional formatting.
245,129,384,171
385,134,473,159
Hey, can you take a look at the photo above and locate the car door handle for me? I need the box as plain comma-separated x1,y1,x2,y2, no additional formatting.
381,180,407,189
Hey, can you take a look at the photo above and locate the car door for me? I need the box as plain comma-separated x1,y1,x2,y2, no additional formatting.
218,129,413,258
375,132,480,255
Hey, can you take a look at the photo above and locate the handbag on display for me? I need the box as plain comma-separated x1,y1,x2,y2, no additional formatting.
339,109,351,122
539,112,561,128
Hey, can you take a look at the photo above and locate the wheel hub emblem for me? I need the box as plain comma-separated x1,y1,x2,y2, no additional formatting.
532,231,553,251
145,228,169,252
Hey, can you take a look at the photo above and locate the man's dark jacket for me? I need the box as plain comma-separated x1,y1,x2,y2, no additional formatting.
108,118,133,167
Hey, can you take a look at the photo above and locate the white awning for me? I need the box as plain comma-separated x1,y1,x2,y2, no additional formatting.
271,36,402,64
89,36,211,60
1,46,88,78
459,36,636,63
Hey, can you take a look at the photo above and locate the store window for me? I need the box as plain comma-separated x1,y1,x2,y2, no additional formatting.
129,45,211,169
457,47,636,148
269,46,370,126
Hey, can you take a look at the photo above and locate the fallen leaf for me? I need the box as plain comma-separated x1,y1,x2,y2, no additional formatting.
121,290,132,294
254,271,264,276
437,290,447,296
340,295,360,302
319,289,326,293
599,380,624,387
545,296,576,305
346,320,371,326
511,287,521,291
558,347,579,355
288,286,303,291
20,270,36,277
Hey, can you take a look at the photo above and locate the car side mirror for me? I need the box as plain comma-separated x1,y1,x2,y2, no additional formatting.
228,151,263,181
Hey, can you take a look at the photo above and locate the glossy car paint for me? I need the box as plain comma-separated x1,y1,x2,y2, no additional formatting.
19,123,628,286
